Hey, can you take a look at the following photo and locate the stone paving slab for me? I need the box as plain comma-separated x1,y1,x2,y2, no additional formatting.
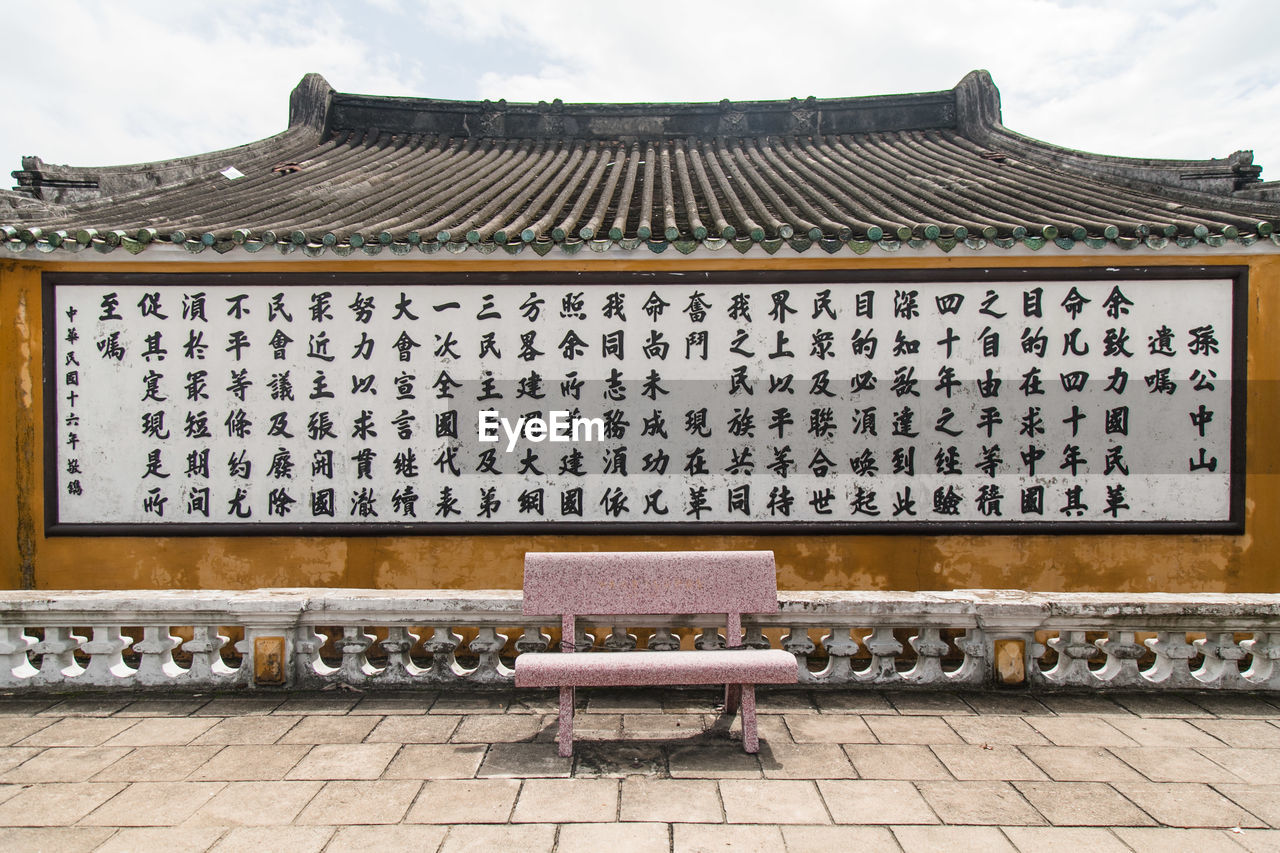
0,687,1273,851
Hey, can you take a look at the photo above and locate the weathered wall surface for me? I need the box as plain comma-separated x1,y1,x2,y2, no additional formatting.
2,253,1277,592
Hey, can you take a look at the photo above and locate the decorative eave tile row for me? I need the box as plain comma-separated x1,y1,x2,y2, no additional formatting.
5,224,1278,258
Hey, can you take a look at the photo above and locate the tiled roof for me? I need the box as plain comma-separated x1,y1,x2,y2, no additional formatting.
4,71,1279,258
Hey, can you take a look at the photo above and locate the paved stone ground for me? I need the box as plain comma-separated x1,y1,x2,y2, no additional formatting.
0,688,1276,852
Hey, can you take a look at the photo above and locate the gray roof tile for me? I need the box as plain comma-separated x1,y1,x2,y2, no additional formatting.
5,71,1278,257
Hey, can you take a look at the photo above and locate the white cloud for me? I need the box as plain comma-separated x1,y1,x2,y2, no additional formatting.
4,0,1279,187
426,0,1280,175
1,0,422,173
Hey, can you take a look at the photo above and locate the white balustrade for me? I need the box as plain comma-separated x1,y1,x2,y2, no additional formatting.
0,589,1275,692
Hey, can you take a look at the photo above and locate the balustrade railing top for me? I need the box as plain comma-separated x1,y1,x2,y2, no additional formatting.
0,589,1276,692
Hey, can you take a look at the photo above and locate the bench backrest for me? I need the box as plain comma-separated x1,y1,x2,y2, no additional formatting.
522,550,778,619
523,551,779,651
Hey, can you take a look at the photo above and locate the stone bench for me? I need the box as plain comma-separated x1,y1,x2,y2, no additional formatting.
514,551,797,756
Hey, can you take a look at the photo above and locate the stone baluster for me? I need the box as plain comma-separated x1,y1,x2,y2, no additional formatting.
860,627,903,684
0,627,36,685
376,627,424,682
1241,632,1280,689
31,627,85,684
816,628,859,684
1022,636,1049,684
333,627,377,683
514,626,550,654
1194,632,1251,688
695,627,725,650
1043,630,1099,687
782,626,816,683
905,627,950,684
948,628,990,684
423,625,465,681
467,627,512,683
294,629,337,679
604,627,638,651
1143,631,1200,688
1092,631,1147,687
646,627,680,651
742,625,769,649
183,626,236,683
79,625,135,684
132,626,183,685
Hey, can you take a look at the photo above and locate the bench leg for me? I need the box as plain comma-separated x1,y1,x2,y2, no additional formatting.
557,686,575,758
724,683,741,714
740,685,759,753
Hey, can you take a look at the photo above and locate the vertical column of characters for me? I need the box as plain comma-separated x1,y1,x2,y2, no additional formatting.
1010,285,1049,519
473,290,507,521
622,287,676,520
1176,283,1232,520
425,289,465,523
221,291,255,521
500,288,548,522
596,288,631,521
673,288,717,521
715,288,755,518
1095,284,1138,520
58,297,85,508
345,289,380,521
1052,285,1096,518
633,288,676,520
304,288,339,520
387,290,424,520
555,288,593,519
261,290,301,520
177,290,214,521
924,285,966,520
136,290,174,518
808,286,872,521
1183,314,1225,475
509,288,558,522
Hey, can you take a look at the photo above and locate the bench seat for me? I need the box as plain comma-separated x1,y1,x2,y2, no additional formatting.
518,550,796,756
515,648,796,689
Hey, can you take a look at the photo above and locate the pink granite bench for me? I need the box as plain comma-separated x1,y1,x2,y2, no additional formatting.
514,551,797,757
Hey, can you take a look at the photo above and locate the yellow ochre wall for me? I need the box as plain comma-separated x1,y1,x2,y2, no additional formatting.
2,253,1277,593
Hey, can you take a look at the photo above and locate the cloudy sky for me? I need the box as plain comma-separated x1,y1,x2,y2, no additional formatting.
4,0,1278,185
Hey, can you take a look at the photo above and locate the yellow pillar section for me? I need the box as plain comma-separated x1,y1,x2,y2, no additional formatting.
1,261,34,589
6,252,1279,593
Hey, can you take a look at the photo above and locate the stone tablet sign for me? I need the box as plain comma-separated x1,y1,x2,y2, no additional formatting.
44,269,1245,534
